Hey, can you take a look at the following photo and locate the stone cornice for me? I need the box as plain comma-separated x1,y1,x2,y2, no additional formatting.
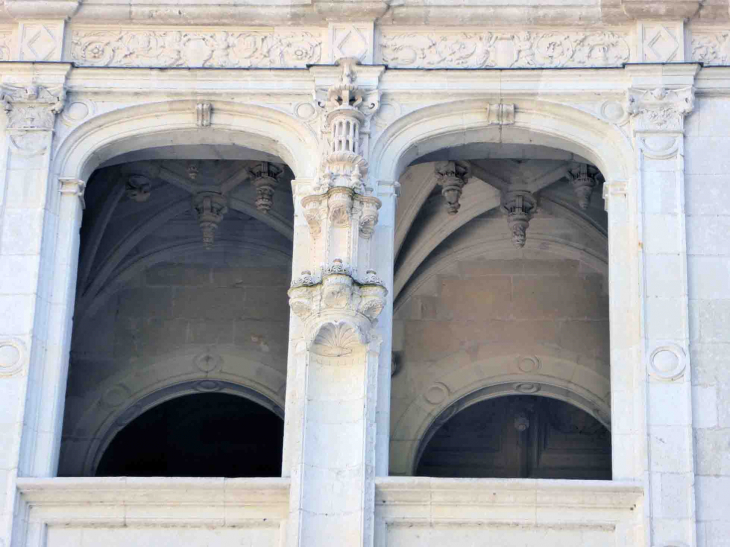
1,0,726,26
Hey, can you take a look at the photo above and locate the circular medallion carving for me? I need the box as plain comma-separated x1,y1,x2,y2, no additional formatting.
600,100,628,124
294,102,317,121
517,356,541,374
514,382,540,394
0,338,25,376
424,382,449,405
649,345,686,381
61,100,95,126
194,353,223,373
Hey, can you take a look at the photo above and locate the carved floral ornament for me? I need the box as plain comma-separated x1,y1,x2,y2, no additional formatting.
71,29,322,68
1,83,66,155
379,30,630,69
501,190,537,248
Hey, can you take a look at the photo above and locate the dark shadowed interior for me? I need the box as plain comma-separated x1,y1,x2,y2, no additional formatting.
416,395,611,480
96,393,284,477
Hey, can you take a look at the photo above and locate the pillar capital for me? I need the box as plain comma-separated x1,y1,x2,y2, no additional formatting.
627,86,694,133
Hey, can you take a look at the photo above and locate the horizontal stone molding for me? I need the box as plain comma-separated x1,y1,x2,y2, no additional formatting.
376,477,643,511
16,477,289,530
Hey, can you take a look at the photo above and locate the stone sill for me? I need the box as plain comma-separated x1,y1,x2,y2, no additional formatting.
376,477,644,516
16,477,291,527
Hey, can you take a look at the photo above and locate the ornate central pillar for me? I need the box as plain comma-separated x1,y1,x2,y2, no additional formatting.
283,59,390,547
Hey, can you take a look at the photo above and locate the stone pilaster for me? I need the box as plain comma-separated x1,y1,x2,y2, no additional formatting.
284,58,391,547
0,63,71,546
626,65,698,547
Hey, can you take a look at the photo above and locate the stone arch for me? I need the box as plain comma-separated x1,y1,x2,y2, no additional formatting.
371,98,633,184
53,100,320,184
390,351,611,476
60,347,286,477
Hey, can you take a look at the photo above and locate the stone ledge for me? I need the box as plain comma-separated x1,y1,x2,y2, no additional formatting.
17,476,290,511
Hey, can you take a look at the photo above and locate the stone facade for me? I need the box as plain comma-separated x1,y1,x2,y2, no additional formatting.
1,0,730,546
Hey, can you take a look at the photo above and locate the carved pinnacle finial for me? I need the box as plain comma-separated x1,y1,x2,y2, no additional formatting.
251,162,283,214
436,161,470,215
567,163,599,210
192,192,228,249
501,190,537,248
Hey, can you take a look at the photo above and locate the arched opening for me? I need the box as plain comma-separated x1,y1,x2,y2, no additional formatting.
56,107,303,477
381,103,618,479
96,393,284,477
415,395,611,480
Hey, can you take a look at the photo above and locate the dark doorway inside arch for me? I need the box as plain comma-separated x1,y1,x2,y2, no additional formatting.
416,395,611,480
96,393,284,477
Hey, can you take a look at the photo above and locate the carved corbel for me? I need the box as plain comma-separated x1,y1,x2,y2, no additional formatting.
501,190,537,248
436,161,470,215
302,193,327,238
288,259,388,340
250,162,282,214
192,191,228,248
125,175,152,203
566,163,600,210
328,187,354,226
357,196,382,239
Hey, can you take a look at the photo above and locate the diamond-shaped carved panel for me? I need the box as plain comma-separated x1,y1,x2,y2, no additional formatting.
642,24,680,63
20,23,62,61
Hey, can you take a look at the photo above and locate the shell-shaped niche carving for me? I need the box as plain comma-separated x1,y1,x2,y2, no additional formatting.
311,322,365,357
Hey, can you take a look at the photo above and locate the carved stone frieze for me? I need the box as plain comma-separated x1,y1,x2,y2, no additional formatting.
1,84,65,131
0,32,12,61
692,31,730,65
71,29,323,68
501,190,537,248
627,87,694,133
436,161,470,215
192,192,228,248
379,31,630,69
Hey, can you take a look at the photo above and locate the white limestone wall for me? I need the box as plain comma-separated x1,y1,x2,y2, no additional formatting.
685,96,730,547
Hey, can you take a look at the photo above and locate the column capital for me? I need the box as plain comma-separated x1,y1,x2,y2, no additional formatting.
627,86,694,133
1,83,66,131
